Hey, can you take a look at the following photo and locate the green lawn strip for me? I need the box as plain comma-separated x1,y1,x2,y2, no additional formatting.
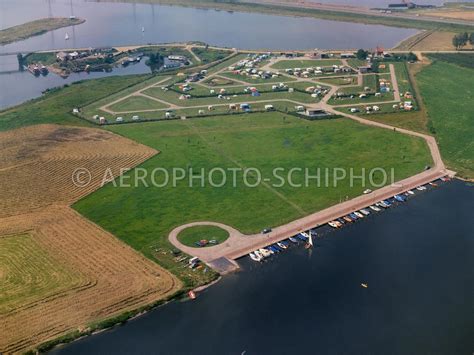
270,59,342,70
74,112,432,282
177,226,229,247
416,60,474,179
0,74,151,131
108,95,169,113
205,53,249,75
191,47,233,64
318,76,358,86
427,53,474,70
219,71,296,84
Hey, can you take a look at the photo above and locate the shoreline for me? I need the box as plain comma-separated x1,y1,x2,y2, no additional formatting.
0,17,85,46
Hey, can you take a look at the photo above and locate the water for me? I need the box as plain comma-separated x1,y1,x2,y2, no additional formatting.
0,1,419,52
0,0,420,110
0,55,152,109
54,180,474,355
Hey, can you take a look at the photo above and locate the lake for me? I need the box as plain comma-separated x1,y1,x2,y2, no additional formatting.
53,179,474,355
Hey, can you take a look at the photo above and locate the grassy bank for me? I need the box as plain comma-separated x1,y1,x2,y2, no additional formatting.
178,226,230,247
103,0,474,32
416,58,474,179
0,17,85,46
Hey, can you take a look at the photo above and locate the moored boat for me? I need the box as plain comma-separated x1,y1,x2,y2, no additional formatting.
343,216,353,223
259,248,272,258
360,209,370,216
369,205,380,212
354,211,364,218
277,242,288,250
249,252,261,262
406,190,415,195
289,237,299,243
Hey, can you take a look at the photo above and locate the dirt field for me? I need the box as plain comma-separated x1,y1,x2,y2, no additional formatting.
0,207,181,354
394,31,463,51
0,124,157,217
0,124,181,354
420,10,474,21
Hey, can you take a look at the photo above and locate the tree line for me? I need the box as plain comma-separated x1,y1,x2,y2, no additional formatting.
452,32,474,50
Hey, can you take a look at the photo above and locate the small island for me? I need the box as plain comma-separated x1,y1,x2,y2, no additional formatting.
0,17,85,46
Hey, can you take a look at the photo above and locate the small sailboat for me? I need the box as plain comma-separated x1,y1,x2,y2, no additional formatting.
305,231,313,249
360,283,368,289
141,26,145,32
65,32,69,40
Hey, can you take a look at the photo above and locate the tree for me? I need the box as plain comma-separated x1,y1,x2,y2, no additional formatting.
356,49,369,60
452,32,469,50
469,32,474,46
407,52,418,62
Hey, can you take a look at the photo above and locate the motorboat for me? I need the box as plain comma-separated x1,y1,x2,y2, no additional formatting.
369,205,380,212
354,211,364,218
289,237,299,243
277,242,288,250
259,248,272,258
249,252,261,262
406,190,415,195
360,209,370,216
254,250,264,259
343,216,353,223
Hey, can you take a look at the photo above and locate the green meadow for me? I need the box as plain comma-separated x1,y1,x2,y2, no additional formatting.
417,60,474,179
74,112,431,275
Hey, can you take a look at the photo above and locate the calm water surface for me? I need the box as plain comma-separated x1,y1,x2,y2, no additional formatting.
54,180,474,355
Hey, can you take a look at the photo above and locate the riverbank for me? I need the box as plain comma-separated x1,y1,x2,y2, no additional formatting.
103,0,474,32
0,17,85,46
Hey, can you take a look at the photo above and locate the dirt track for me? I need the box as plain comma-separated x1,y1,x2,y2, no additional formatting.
0,125,181,354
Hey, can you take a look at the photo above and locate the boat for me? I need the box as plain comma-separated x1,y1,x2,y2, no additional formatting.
65,32,69,40
334,221,343,228
249,252,261,262
406,190,415,195
289,236,299,243
429,182,438,187
277,242,288,250
368,205,378,212
188,290,197,299
360,283,368,289
305,231,313,249
328,221,339,228
416,186,424,191
259,248,272,258
40,65,48,74
271,244,281,252
265,247,274,255
337,218,346,225
354,211,364,218
341,216,351,223
141,26,145,32
394,194,406,202
349,213,358,220
360,209,370,216
383,199,392,207
254,250,264,259
297,233,307,242
268,246,279,253
301,232,311,239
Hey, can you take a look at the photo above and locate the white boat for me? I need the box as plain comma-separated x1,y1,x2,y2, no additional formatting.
141,26,145,32
254,250,264,259
360,209,370,216
406,190,415,195
369,205,381,212
354,211,364,218
277,242,287,249
65,33,69,40
328,221,338,228
249,252,261,262
306,231,313,248
259,248,272,258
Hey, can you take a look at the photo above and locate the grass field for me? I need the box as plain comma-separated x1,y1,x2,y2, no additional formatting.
416,60,474,179
0,17,84,45
191,47,232,64
108,95,169,112
74,112,431,273
178,226,229,247
270,59,342,70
